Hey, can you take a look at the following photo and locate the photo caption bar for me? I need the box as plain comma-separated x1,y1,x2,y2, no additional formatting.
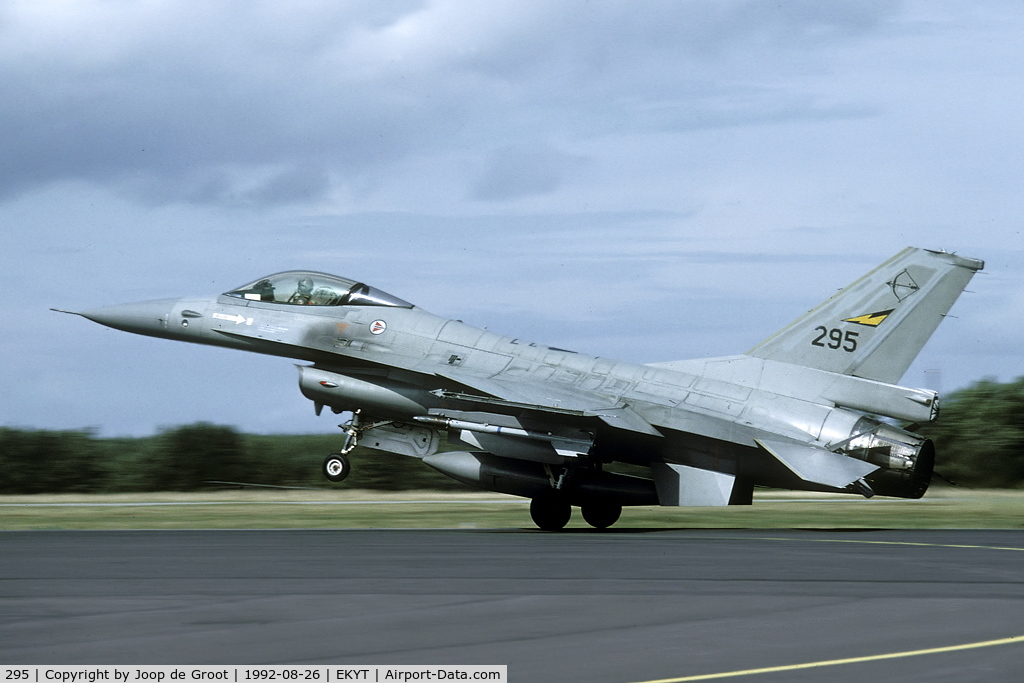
1,667,507,683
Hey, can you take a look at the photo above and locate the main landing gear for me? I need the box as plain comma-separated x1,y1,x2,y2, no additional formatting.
529,492,572,531
581,501,622,529
529,492,623,531
528,462,624,531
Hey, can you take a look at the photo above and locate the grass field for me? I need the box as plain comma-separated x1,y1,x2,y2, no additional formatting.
1,487,1022,530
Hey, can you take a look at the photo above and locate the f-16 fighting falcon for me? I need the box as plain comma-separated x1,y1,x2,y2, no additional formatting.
57,248,983,530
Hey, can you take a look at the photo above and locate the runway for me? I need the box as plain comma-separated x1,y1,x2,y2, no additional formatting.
2,529,1023,682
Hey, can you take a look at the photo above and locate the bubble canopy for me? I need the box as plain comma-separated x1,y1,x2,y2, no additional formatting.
224,271,413,308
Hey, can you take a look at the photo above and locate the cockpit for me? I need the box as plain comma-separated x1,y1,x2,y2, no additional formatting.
225,271,413,308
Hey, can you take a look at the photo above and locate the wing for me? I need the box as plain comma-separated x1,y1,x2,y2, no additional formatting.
430,367,664,437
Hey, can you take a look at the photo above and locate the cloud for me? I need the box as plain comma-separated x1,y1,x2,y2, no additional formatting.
470,145,589,201
4,0,1024,438
0,0,900,207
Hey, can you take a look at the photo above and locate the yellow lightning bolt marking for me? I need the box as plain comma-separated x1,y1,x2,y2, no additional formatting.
843,309,894,327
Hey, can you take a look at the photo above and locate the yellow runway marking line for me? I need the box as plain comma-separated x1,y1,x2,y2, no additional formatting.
630,634,1024,683
751,536,1024,552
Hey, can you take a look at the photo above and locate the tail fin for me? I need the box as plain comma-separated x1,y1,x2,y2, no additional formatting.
746,248,983,383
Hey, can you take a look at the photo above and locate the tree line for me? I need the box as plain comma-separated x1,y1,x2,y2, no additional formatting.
0,424,466,494
917,376,1024,488
1,376,1023,494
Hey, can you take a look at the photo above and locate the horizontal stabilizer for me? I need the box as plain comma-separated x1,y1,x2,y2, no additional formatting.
756,438,877,489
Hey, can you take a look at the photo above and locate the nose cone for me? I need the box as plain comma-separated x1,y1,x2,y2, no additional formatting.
78,298,179,337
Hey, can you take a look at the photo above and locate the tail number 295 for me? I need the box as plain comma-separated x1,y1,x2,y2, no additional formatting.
812,326,859,352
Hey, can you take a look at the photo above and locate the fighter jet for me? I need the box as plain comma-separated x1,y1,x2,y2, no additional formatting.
58,248,983,529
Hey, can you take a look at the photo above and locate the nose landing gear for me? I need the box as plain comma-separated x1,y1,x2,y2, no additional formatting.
322,453,351,482
321,411,363,483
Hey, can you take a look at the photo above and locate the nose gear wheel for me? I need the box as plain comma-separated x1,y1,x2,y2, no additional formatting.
322,453,351,482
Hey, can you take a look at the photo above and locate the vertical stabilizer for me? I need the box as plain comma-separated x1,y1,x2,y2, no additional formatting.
746,248,983,384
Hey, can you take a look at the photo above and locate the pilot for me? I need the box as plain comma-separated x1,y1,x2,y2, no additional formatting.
288,277,315,305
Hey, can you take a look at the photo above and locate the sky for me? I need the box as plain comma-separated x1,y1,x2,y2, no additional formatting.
3,0,1023,437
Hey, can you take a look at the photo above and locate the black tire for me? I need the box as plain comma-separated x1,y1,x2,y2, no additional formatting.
581,502,622,529
322,453,351,482
530,493,571,531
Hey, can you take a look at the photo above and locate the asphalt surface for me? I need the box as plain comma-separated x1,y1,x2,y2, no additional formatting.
1,528,1023,682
